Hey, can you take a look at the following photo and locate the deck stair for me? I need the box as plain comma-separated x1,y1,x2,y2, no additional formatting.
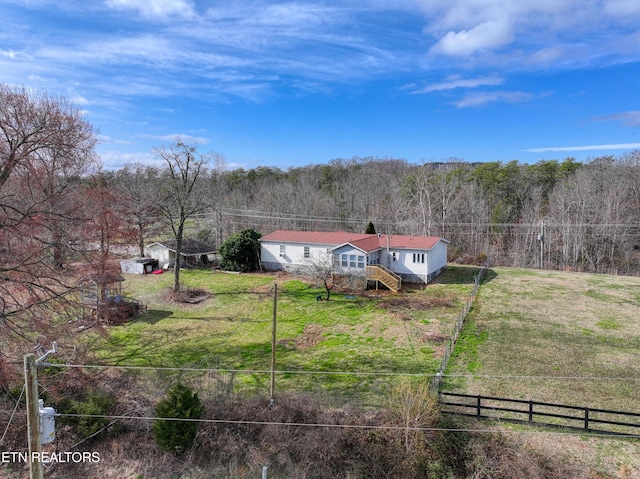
366,265,402,292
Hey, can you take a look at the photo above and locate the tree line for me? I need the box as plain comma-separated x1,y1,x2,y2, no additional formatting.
111,152,640,276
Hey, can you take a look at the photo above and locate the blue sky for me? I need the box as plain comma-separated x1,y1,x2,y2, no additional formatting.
2,0,640,170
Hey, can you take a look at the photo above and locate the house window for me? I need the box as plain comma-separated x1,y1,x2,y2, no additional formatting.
412,253,425,263
341,254,348,267
279,245,286,257
349,255,356,268
304,247,310,259
357,255,365,268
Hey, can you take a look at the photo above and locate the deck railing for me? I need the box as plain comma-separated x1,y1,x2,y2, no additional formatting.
366,265,402,292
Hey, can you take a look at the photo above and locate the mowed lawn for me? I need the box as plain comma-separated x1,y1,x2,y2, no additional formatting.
444,267,640,412
92,266,481,406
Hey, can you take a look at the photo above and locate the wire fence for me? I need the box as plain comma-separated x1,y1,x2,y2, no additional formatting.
129,365,433,410
430,261,488,393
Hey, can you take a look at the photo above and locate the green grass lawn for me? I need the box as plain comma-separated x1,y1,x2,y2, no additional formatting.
91,266,481,406
444,267,640,412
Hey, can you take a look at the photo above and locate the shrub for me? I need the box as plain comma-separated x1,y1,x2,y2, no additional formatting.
153,383,204,454
218,228,261,272
67,389,115,438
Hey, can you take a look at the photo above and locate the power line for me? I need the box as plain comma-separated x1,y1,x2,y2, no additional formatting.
0,384,25,446
61,307,265,451
36,363,640,381
187,208,640,234
52,412,640,439
213,208,640,229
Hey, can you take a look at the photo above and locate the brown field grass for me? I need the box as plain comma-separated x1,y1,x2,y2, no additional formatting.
445,267,640,478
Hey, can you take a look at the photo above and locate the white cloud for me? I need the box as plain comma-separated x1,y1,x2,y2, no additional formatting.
527,143,640,153
418,0,640,67
138,133,210,145
69,93,90,105
414,75,503,93
429,19,514,57
97,135,132,145
250,3,333,28
528,46,564,65
98,151,160,170
104,0,195,19
604,0,640,17
593,111,640,127
454,90,534,108
417,0,581,32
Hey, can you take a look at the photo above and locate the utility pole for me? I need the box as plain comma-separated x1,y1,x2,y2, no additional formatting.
270,284,278,404
538,221,545,269
24,342,57,479
24,353,43,479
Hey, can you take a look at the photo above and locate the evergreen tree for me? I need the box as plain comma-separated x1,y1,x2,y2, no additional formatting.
219,228,262,272
364,222,376,234
153,383,204,454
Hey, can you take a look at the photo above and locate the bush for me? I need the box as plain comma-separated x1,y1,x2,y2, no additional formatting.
218,228,261,272
153,383,204,454
67,389,115,438
196,393,469,479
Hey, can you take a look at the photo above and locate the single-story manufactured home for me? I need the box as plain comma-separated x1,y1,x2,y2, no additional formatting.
259,230,449,291
147,239,217,269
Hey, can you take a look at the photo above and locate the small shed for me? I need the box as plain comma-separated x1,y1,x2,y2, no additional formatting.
120,258,159,274
147,239,217,269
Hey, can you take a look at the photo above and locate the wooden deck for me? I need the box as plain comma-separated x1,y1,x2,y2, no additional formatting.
365,265,401,292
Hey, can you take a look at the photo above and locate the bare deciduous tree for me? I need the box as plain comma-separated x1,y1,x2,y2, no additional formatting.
302,254,336,300
115,163,163,258
0,84,98,342
153,141,210,292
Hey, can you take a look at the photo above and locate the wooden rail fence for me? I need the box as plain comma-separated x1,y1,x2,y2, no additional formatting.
440,392,640,436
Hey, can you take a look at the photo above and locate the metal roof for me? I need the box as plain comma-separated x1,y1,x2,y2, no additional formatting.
150,238,217,256
259,230,448,251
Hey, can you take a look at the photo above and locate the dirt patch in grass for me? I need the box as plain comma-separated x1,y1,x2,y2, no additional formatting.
279,324,325,350
421,330,449,344
166,288,212,304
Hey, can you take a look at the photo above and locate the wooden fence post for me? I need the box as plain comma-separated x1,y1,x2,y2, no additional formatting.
528,400,533,423
584,408,589,432
24,353,43,479
476,395,482,418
